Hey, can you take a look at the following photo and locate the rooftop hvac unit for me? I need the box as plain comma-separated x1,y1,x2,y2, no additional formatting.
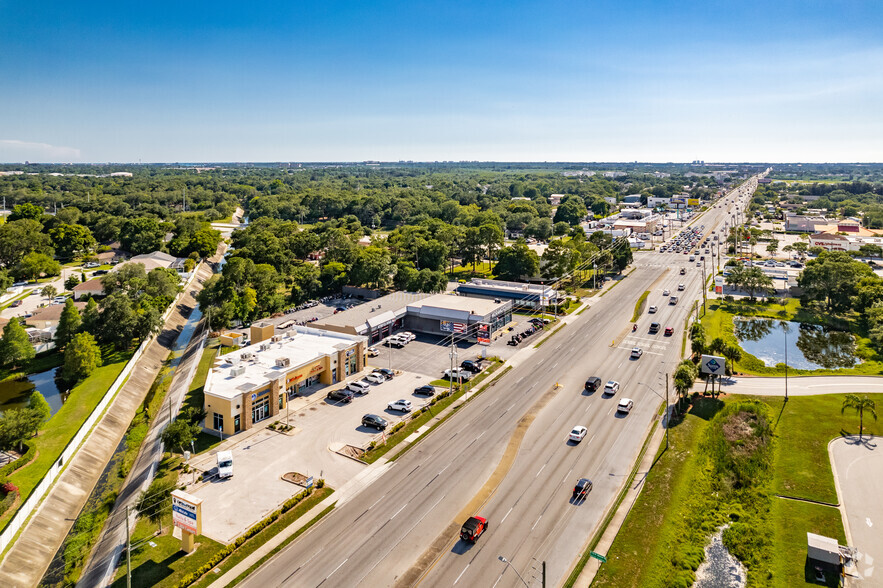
230,365,246,377
240,352,253,360
260,342,270,351
271,335,282,343
275,357,290,368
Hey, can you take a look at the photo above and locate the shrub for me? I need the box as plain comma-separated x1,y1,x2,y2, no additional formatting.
1,481,18,494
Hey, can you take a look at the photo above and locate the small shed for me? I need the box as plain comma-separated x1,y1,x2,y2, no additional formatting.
807,532,840,565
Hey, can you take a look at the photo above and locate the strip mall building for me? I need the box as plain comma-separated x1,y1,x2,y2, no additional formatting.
203,322,366,436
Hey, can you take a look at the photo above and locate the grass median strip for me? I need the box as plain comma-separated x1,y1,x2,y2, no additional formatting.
631,290,650,322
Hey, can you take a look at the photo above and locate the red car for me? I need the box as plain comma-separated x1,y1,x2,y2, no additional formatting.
460,516,488,543
664,327,674,336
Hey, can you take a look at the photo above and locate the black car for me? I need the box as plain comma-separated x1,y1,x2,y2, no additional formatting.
375,368,395,379
584,376,602,392
414,385,436,396
573,478,593,500
361,414,388,430
460,360,482,373
326,389,354,403
649,322,660,334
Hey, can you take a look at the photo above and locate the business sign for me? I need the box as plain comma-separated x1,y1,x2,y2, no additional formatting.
590,551,608,563
687,198,700,206
171,490,202,535
714,275,724,294
701,354,726,376
305,476,314,488
440,320,453,333
477,324,490,345
310,364,324,374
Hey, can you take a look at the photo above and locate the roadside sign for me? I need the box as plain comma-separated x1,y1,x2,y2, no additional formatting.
305,476,314,488
701,354,726,375
590,551,607,563
171,490,202,535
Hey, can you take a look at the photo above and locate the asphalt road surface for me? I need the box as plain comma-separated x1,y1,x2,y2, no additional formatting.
236,188,755,588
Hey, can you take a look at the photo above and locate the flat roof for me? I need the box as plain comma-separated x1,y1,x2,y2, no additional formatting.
204,326,364,400
312,291,432,329
407,293,509,319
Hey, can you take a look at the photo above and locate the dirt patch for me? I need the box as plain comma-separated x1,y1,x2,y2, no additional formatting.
338,445,365,459
722,411,763,456
282,472,310,486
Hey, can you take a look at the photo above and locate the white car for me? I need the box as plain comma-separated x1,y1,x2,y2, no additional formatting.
630,347,643,359
444,368,472,381
677,284,685,291
367,347,379,357
617,398,634,414
604,380,620,395
662,289,670,296
365,373,386,384
388,399,412,412
569,426,588,443
648,305,658,314
399,331,416,342
347,380,371,394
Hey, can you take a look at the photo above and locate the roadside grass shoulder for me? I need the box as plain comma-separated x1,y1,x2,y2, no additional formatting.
1,346,133,532
183,340,223,455
771,499,843,588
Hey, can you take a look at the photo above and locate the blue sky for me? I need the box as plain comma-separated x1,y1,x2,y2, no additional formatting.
2,1,882,162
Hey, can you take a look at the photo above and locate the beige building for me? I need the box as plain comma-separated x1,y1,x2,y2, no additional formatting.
203,324,366,436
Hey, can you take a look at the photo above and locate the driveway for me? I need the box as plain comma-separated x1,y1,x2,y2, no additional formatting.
695,375,883,396
186,370,439,543
830,436,881,584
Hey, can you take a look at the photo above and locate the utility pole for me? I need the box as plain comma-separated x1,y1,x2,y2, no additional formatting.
701,260,707,316
542,560,546,588
784,321,789,402
126,505,132,588
665,373,670,449
449,332,455,398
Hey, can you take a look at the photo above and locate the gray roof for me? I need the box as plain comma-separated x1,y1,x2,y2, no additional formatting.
313,291,433,329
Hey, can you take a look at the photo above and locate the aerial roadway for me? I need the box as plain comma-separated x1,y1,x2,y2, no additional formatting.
238,181,756,588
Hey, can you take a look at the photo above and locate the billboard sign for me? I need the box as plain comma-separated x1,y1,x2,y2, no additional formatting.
171,490,202,535
700,354,726,376
714,275,724,294
477,323,490,345
687,198,700,206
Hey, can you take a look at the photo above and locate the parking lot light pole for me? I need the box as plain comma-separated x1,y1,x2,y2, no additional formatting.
498,556,530,588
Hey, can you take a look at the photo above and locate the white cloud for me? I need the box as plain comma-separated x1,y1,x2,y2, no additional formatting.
0,140,82,162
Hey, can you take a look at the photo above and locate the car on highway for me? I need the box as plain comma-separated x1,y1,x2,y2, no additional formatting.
677,283,685,291
327,389,355,403
346,380,371,395
649,322,660,334
413,385,436,396
572,478,593,500
568,425,588,443
584,376,602,392
617,398,634,414
603,380,620,395
367,347,379,357
664,326,674,336
460,516,488,543
680,268,686,274
387,399,412,412
648,305,657,314
361,414,388,430
670,296,678,305
630,347,643,359
662,289,670,296
365,372,386,384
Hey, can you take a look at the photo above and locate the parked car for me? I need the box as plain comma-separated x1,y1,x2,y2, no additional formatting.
444,368,472,381
413,385,436,396
584,376,602,392
365,373,386,384
388,399,412,412
84,261,99,268
460,516,488,543
93,269,109,276
347,380,371,395
327,389,355,403
617,398,634,414
361,414,388,430
604,380,620,395
375,367,395,379
367,347,379,357
460,360,482,373
572,478,593,500
569,425,588,443
630,347,643,359
10,300,22,308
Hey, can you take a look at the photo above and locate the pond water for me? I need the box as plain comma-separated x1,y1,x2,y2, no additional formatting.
693,525,747,588
0,368,65,417
733,318,858,370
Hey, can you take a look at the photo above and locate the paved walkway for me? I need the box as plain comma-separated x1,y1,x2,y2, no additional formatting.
694,375,883,397
0,262,214,588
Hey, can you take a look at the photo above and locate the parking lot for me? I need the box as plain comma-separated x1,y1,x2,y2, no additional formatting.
186,367,445,543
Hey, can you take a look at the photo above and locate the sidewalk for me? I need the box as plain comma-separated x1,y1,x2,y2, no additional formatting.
0,262,214,588
574,419,666,586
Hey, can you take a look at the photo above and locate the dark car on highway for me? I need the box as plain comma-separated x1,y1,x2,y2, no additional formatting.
361,414,388,430
326,389,354,403
460,516,488,543
649,322,660,334
414,385,436,396
573,478,593,500
584,376,602,392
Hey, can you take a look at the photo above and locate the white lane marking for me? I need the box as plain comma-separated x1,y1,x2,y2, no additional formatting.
867,517,873,528
589,434,596,444
492,572,506,588
328,558,347,579
607,405,614,415
508,403,515,412
438,463,450,476
368,494,386,510
552,361,559,369
584,404,590,413
532,515,542,530
475,431,485,441
391,504,407,520
454,564,470,585
535,464,546,478
501,506,514,524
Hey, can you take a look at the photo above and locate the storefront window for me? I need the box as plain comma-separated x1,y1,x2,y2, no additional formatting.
279,393,284,409
234,415,241,432
213,412,224,431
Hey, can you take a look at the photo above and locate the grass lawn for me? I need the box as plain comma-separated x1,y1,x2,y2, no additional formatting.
110,525,224,588
0,290,32,311
182,340,224,456
1,346,132,531
702,299,883,376
448,264,495,281
590,393,858,588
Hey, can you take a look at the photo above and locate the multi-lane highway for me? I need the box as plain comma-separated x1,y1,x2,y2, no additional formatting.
237,182,756,588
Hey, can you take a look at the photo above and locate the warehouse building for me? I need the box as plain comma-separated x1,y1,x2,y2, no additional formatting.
203,323,366,436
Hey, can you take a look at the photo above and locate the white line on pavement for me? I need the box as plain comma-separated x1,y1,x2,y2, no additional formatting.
391,504,407,520
535,464,545,478
501,507,513,524
454,564,470,585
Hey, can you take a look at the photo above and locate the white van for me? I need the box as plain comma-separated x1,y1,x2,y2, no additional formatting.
217,450,233,478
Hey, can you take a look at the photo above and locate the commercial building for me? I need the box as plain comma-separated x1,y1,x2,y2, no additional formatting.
807,220,883,252
203,323,366,436
313,291,512,344
456,278,561,311
786,214,830,232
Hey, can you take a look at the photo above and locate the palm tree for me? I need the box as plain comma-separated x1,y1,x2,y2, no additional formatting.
841,395,877,441
673,360,698,414
722,344,742,374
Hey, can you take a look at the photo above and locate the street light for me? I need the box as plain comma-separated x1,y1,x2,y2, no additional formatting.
498,556,530,588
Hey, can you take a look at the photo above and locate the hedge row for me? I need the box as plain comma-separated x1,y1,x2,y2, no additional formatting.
0,442,34,480
176,482,324,587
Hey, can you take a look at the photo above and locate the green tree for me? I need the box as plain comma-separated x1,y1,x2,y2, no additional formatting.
798,251,874,313
0,318,34,368
9,202,45,222
673,360,698,414
841,394,877,441
161,418,200,454
765,238,779,256
28,391,51,424
41,284,57,299
319,261,348,292
553,221,570,236
135,477,176,532
101,262,147,296
494,243,540,280
859,244,883,258
0,408,43,452
478,223,504,270
62,332,102,383
81,298,100,334
55,299,82,349
49,223,96,259
14,252,61,282
289,263,321,304
350,246,394,289
553,197,588,225
119,217,166,255
0,219,53,268
0,269,12,292
64,274,80,291
741,266,775,300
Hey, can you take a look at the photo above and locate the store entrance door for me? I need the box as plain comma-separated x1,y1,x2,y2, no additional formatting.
252,397,270,424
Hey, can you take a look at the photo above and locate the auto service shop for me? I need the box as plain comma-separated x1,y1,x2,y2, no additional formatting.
203,322,366,436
